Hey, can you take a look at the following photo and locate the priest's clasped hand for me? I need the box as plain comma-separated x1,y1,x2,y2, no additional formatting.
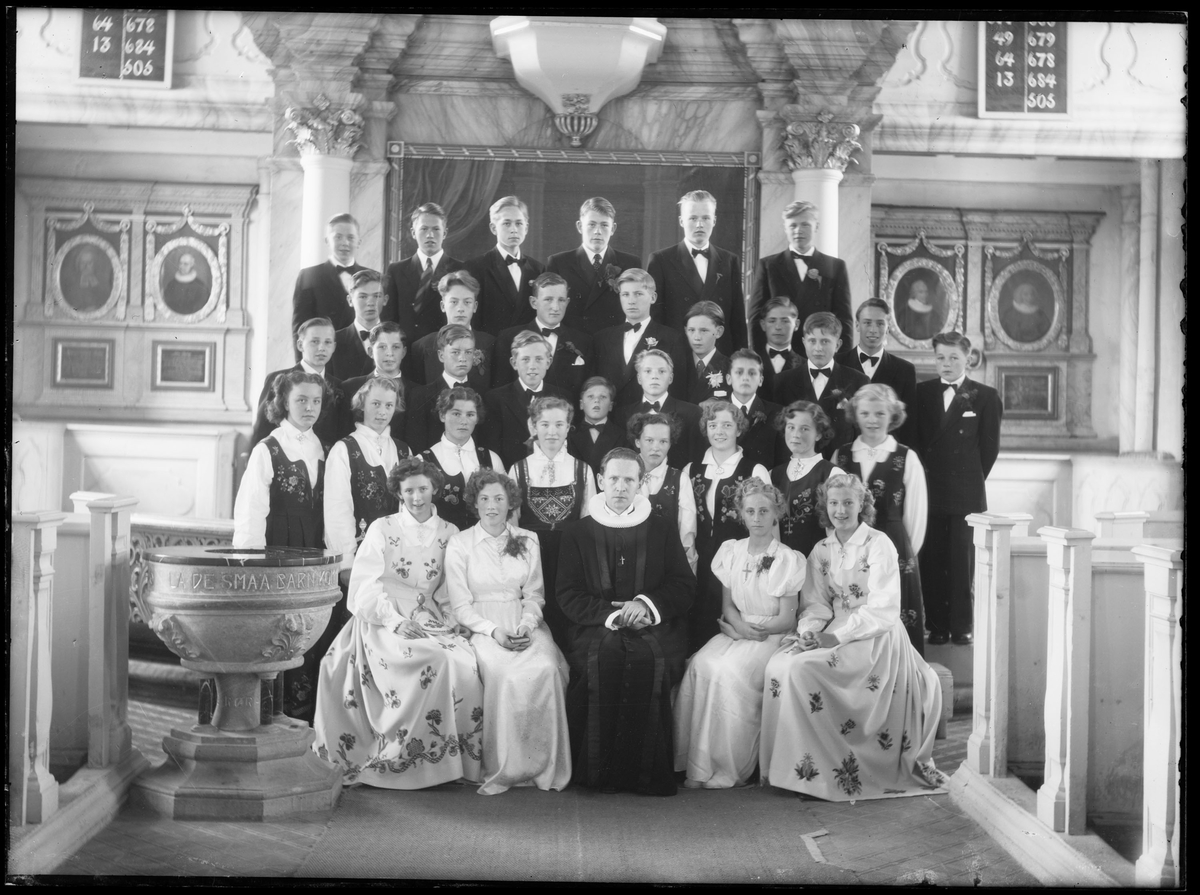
610,600,651,629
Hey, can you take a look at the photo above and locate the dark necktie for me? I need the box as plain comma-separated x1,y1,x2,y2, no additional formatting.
591,253,603,276
944,382,958,395
585,421,605,430
523,387,542,405
504,255,520,266
768,348,787,360
335,264,353,274
359,330,371,343
860,352,876,364
790,251,806,260
696,359,706,377
691,247,710,259
642,401,661,413
540,327,558,337
811,367,828,381
624,321,643,334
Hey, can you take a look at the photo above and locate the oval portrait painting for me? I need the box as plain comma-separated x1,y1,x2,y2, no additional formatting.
893,268,947,342
160,245,213,316
997,271,1054,343
60,242,115,313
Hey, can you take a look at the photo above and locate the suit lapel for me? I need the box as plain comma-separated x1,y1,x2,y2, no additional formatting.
673,242,705,298
491,250,520,311
776,252,803,299
576,247,604,309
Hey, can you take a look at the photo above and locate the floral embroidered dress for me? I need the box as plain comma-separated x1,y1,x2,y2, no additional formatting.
834,438,929,655
686,450,771,652
770,455,842,558
760,523,945,801
312,507,484,789
445,523,572,795
674,538,806,788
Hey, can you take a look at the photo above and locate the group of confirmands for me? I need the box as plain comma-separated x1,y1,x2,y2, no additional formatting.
230,187,1001,799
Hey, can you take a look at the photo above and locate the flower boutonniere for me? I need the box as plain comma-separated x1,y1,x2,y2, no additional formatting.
830,388,851,414
706,371,724,388
806,268,822,283
645,337,658,348
472,349,485,369
958,387,976,412
561,340,583,359
750,410,767,427
604,263,622,291
501,533,530,559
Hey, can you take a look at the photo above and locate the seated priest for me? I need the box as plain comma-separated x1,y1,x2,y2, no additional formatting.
555,447,695,796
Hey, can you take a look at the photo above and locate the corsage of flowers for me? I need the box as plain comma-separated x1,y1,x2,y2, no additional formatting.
472,349,485,369
756,553,776,575
502,534,529,559
806,268,821,282
645,337,658,347
604,264,623,291
706,371,724,388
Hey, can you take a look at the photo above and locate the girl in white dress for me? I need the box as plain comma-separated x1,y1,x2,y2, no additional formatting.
444,469,572,795
760,473,945,801
673,479,806,789
313,457,484,789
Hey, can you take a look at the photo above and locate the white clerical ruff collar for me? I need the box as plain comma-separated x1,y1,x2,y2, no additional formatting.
588,493,651,528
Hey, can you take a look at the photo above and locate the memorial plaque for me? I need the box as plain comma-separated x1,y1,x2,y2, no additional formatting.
979,21,1069,118
152,341,213,391
79,9,174,88
53,338,114,388
999,366,1058,419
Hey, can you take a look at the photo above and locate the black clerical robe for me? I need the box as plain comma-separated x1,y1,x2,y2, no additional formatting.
555,508,694,795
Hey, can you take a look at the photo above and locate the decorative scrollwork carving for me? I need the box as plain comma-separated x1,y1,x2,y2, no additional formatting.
151,613,203,660
560,93,591,114
261,613,316,662
284,95,365,158
129,528,232,624
782,111,861,172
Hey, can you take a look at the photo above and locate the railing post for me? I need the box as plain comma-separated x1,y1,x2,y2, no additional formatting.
965,512,1029,777
10,511,66,825
1132,545,1182,888
1036,526,1095,834
86,496,138,767
1094,510,1149,539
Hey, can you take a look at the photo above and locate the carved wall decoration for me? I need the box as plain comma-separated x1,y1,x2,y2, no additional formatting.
875,230,966,350
44,203,131,321
984,237,1069,352
145,207,229,323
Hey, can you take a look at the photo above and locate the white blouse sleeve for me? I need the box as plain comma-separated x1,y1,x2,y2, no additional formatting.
764,544,807,598
346,520,405,628
580,462,598,515
677,473,698,573
322,440,356,570
796,541,834,636
710,539,737,589
901,449,928,555
232,442,273,549
833,532,902,644
752,463,771,485
444,532,495,637
428,521,459,625
517,530,546,632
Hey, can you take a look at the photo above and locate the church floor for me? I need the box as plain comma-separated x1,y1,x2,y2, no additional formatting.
45,699,1040,884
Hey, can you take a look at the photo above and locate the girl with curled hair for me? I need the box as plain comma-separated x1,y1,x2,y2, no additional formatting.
685,399,770,654
674,477,806,788
833,383,928,655
233,369,332,722
508,395,596,647
760,473,946,801
770,401,844,557
419,387,503,532
314,451,485,790
628,411,698,574
444,469,572,794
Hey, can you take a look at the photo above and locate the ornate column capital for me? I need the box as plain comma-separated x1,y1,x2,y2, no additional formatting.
780,110,862,172
284,95,365,159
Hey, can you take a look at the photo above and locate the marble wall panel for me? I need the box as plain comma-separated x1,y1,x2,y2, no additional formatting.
987,455,1073,531
12,421,67,514
1071,454,1184,526
1007,541,1050,774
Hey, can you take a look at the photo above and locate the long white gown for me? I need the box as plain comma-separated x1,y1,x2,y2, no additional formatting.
760,523,946,800
444,522,572,795
673,538,806,788
312,507,484,789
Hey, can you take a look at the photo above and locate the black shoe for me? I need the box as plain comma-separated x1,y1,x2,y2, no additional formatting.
952,632,974,646
927,632,949,645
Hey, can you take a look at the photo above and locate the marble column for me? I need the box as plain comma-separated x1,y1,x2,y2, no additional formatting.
1117,184,1139,454
298,154,354,269
1133,160,1160,453
778,110,862,258
791,168,843,255
837,170,876,308
10,511,65,826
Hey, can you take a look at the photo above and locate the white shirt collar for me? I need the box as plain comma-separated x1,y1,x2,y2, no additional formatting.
519,379,544,395
685,238,711,252
497,245,521,261
396,503,439,531
852,435,896,456
791,246,815,257
442,371,467,388
329,256,356,268
299,360,324,377
641,390,668,406
534,316,558,331
624,318,648,332
787,453,823,479
860,348,883,361
587,493,651,527
810,362,834,372
942,374,967,388
471,520,517,547
644,462,668,483
531,442,564,464
439,433,476,452
733,395,755,413
696,348,717,367
279,417,313,441
354,422,390,445
582,246,609,260
702,448,743,478
418,249,444,269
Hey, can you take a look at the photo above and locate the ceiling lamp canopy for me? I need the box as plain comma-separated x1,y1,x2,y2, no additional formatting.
490,16,667,146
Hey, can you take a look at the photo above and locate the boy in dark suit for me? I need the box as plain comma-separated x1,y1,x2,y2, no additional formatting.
465,196,545,337
251,317,351,451
480,330,571,468
329,269,385,382
684,300,731,404
546,197,641,332
647,190,747,356
404,324,486,454
773,312,869,459
726,348,785,470
748,200,853,358
339,321,410,449
291,213,367,342
494,271,593,400
593,268,690,408
758,296,805,401
405,270,494,387
383,202,465,356
914,332,1002,646
567,377,627,474
835,297,919,446
613,348,703,470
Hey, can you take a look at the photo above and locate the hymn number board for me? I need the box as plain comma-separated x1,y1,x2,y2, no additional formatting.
978,21,1068,119
79,9,174,88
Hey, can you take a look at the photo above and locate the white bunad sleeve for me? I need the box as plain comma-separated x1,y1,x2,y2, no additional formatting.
346,520,406,628
232,442,273,549
795,541,834,637
516,530,546,633
764,545,807,598
677,474,699,573
323,440,357,569
444,531,495,637
832,531,902,644
901,449,928,555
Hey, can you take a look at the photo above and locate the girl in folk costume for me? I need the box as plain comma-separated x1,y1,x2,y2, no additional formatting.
770,401,844,558
420,386,503,532
760,474,946,801
444,470,572,795
313,457,484,789
628,411,698,573
508,395,597,647
686,399,770,653
674,479,806,789
833,384,928,655
233,370,333,723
